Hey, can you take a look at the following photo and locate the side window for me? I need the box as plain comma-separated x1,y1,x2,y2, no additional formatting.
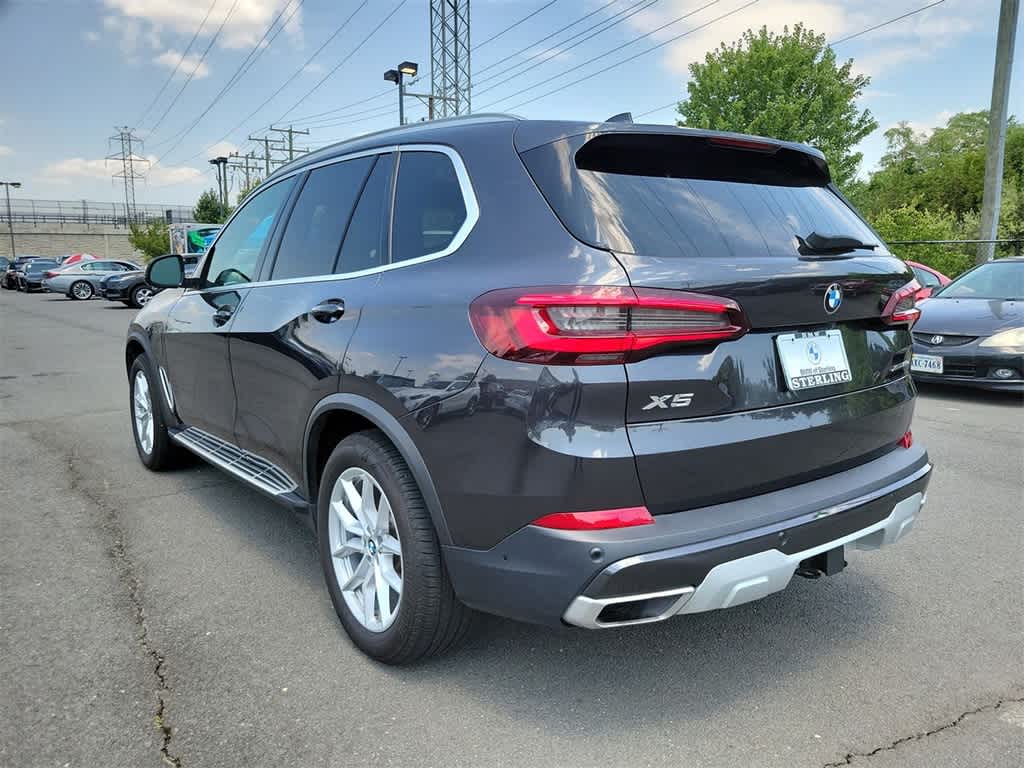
913,266,940,288
392,151,467,263
204,178,295,287
336,153,395,274
272,156,375,280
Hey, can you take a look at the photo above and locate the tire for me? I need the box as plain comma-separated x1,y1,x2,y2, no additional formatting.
129,356,182,470
464,396,478,416
16,281,24,292
317,430,473,664
70,280,93,300
415,402,440,429
130,284,154,308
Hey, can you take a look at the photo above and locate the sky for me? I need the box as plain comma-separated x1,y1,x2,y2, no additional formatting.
0,0,1018,207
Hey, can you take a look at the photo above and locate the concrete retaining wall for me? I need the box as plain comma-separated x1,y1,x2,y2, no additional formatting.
0,223,144,260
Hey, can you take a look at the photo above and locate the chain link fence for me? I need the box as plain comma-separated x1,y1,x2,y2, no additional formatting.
1,199,194,227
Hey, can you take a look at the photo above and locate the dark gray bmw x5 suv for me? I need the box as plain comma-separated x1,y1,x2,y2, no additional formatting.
128,115,932,663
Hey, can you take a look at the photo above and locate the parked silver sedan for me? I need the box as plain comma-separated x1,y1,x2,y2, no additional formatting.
44,259,141,300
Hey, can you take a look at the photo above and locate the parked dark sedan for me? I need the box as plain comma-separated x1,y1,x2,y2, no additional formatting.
99,270,157,308
2,256,42,289
911,258,1023,391
17,259,61,292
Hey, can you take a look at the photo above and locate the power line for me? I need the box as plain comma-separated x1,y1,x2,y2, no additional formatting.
184,1,370,162
475,0,623,78
499,0,760,113
151,0,305,161
275,0,410,123
147,0,243,137
479,0,724,109
830,0,945,46
135,0,219,128
475,0,561,49
631,0,950,121
475,0,660,93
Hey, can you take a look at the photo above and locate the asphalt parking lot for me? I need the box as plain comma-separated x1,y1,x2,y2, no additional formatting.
1,289,1021,768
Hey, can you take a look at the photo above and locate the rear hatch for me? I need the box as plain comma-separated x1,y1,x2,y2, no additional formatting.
519,126,917,513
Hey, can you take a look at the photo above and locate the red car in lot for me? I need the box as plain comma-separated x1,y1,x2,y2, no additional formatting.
906,261,951,300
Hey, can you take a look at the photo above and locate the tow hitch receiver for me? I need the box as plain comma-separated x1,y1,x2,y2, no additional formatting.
796,546,847,579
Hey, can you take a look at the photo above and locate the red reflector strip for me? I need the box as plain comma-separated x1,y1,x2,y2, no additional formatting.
532,506,655,531
898,431,913,449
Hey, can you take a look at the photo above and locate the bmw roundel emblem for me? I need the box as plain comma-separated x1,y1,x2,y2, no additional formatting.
806,341,822,365
824,283,843,314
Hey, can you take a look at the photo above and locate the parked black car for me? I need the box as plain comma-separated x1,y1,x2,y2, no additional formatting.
127,116,931,663
100,269,157,308
17,259,61,292
911,257,1023,391
2,256,41,289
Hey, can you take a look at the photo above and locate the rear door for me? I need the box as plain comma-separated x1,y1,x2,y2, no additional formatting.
230,152,394,484
520,129,917,511
162,177,296,440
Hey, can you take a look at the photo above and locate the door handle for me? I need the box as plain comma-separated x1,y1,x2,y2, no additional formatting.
213,305,234,326
311,299,345,323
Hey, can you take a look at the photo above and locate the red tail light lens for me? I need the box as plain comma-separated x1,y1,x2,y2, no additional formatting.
882,280,922,327
532,506,655,531
469,286,748,365
898,430,913,449
44,271,59,278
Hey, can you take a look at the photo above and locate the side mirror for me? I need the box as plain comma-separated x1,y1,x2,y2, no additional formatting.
146,254,185,289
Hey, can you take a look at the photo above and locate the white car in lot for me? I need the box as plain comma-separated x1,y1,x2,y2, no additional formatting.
43,259,141,300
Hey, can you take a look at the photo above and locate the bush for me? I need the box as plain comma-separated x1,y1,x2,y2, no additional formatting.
128,220,169,262
869,205,975,278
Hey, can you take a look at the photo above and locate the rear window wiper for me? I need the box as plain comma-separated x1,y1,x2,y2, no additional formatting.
797,231,878,257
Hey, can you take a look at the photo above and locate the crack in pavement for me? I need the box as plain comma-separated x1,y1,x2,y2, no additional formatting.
822,695,1024,766
17,423,184,766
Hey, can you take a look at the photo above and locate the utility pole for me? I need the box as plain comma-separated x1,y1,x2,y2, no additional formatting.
269,125,310,161
208,156,229,209
1,181,21,258
249,133,275,176
228,152,260,190
977,0,1019,264
430,0,471,117
107,127,148,224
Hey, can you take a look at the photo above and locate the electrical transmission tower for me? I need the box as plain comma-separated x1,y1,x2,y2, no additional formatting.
430,0,471,117
107,127,148,224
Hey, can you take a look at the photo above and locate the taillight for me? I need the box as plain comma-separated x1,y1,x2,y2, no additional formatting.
44,271,59,278
898,430,913,449
882,280,922,327
532,506,655,531
469,286,748,365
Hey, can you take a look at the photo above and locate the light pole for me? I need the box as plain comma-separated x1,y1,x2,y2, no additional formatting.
384,61,419,126
1,181,21,258
208,157,228,209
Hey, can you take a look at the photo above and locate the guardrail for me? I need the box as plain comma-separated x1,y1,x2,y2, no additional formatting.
0,199,194,227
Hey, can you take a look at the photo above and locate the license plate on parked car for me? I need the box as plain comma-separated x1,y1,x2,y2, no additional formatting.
776,329,853,391
910,354,943,374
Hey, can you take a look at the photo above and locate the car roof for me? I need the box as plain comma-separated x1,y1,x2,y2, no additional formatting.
265,114,827,182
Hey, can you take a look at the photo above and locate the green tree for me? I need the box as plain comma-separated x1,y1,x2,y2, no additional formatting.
677,24,877,186
193,188,230,223
128,220,170,262
236,177,262,206
870,205,976,277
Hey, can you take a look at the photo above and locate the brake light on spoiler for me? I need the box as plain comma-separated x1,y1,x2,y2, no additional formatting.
469,286,749,365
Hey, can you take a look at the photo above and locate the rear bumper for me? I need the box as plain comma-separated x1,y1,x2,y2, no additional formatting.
443,445,930,626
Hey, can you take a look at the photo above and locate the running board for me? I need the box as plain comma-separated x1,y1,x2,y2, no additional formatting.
171,426,298,497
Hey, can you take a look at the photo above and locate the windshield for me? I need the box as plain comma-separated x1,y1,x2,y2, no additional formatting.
937,261,1023,300
423,380,452,390
27,261,58,271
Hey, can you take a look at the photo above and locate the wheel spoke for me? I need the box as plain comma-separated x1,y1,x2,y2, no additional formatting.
375,494,393,537
332,499,364,537
374,562,391,620
341,555,371,591
380,558,402,594
360,477,378,532
332,538,364,558
379,534,401,557
341,478,371,531
362,579,377,626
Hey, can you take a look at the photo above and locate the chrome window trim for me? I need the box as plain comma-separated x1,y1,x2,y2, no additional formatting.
192,143,478,293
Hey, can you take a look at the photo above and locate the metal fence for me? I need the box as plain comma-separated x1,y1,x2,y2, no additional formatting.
0,198,194,227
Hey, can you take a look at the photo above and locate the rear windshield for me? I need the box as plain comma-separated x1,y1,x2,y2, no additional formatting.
520,133,883,259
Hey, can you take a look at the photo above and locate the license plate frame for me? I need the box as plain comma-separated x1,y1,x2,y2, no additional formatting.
911,353,944,374
776,329,853,392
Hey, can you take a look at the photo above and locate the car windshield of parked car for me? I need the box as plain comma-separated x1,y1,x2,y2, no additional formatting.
423,380,452,389
27,260,58,271
936,261,1023,300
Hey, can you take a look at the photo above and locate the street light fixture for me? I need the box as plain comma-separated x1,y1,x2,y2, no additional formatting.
384,60,419,126
208,157,229,209
1,181,22,259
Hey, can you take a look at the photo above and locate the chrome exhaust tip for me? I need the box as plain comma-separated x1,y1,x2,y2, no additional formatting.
562,586,695,629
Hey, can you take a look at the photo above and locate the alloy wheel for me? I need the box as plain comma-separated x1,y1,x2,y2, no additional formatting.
328,467,403,632
133,370,154,455
72,281,92,300
135,286,154,306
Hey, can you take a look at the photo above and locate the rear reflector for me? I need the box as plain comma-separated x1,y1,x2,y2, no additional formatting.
882,280,922,328
898,430,913,449
469,286,748,365
532,506,655,531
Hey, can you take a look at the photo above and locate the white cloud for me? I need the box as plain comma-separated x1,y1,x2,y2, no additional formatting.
202,140,240,158
40,155,202,188
82,30,101,43
102,0,303,51
155,49,211,79
0,145,12,157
